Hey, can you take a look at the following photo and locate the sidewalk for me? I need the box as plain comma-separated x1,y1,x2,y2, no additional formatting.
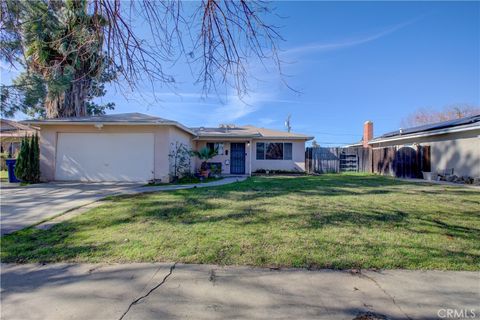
1,263,478,320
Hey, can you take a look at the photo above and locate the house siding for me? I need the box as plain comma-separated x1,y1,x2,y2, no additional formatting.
167,126,195,180
370,129,480,178
251,139,306,172
193,139,307,174
195,141,232,174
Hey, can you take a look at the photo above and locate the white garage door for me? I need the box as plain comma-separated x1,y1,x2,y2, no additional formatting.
55,133,154,182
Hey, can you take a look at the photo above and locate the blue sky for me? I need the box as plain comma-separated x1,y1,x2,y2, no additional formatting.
2,1,479,145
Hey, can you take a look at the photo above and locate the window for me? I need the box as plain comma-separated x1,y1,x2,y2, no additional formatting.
266,143,283,160
256,143,265,160
284,143,292,160
256,142,293,160
206,142,224,155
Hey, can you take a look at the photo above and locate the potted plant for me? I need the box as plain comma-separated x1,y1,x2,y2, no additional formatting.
191,146,218,178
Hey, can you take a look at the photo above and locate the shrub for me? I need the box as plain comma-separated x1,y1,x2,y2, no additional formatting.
168,142,192,182
253,169,305,175
0,152,8,171
14,133,40,183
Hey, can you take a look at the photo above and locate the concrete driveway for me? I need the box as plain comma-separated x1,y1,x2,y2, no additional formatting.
1,263,478,320
0,182,142,235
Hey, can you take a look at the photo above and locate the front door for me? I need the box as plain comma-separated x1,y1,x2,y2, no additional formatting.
230,143,246,174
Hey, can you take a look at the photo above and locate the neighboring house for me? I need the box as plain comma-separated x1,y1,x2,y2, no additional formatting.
23,113,313,182
365,115,480,178
0,119,38,156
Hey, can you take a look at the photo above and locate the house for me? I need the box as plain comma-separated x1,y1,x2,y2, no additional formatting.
0,119,38,156
23,113,313,182
365,115,480,178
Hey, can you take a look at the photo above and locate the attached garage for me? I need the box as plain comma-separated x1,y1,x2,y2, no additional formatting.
55,133,154,182
24,113,195,183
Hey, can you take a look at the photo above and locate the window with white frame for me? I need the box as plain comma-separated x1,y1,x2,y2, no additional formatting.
207,142,224,155
256,142,293,160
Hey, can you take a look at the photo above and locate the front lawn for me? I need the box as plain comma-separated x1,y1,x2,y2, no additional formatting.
2,174,479,270
0,170,8,182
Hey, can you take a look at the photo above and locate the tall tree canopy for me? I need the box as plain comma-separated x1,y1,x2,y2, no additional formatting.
1,0,281,118
401,104,480,127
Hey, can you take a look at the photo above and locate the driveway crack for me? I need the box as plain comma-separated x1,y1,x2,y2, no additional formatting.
118,262,177,320
358,272,412,320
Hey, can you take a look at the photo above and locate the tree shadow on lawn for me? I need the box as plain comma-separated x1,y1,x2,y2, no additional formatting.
295,239,480,270
2,175,479,266
1,227,116,263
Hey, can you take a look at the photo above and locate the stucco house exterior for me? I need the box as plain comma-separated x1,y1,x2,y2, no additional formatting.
23,113,313,182
366,115,480,178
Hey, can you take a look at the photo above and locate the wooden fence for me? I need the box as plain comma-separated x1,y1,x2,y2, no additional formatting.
306,145,431,179
305,147,372,174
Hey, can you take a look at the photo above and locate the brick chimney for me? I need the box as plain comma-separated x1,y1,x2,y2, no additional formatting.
363,120,373,148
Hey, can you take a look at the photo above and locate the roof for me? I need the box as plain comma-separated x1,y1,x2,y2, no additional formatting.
191,125,313,140
1,119,37,132
22,112,176,124
21,113,195,135
369,114,480,144
0,119,38,139
21,113,313,140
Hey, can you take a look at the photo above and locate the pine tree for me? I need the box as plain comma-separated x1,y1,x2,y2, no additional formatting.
14,136,28,181
13,134,40,183
24,136,33,182
32,133,40,182
28,135,35,182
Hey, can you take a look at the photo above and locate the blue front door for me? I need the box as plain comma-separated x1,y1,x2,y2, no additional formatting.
230,143,246,174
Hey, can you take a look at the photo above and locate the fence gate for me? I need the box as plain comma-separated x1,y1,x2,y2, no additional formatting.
394,146,420,178
372,147,395,176
339,153,358,172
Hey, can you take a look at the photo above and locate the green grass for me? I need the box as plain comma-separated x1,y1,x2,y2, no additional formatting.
2,174,479,270
0,170,8,182
145,176,223,186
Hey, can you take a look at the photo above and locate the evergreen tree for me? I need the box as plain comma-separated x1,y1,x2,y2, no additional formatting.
24,136,32,182
27,135,35,182
32,133,40,182
13,134,40,183
14,136,28,181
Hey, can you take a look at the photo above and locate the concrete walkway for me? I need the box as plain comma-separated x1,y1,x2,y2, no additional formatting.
398,178,480,190
0,177,246,235
1,263,478,320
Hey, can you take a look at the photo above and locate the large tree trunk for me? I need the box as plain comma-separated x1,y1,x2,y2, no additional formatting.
45,77,89,118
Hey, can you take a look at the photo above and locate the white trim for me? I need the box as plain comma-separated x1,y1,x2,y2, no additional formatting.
369,124,480,145
25,121,196,136
195,136,312,141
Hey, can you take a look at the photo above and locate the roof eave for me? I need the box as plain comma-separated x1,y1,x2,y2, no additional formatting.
21,120,196,136
369,124,480,145
255,136,314,141
193,135,313,140
193,134,260,140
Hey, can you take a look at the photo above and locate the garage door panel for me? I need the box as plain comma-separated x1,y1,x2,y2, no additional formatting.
55,133,154,182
